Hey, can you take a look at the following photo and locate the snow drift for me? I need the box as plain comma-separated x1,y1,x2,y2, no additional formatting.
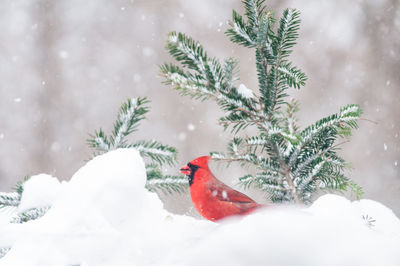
0,149,399,266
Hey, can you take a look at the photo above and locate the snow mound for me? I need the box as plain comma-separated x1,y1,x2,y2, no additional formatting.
0,149,214,266
177,195,400,266
0,149,399,266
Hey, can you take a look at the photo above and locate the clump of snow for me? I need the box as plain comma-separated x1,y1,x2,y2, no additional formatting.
18,174,61,213
142,47,154,57
58,50,69,59
187,123,196,131
0,149,399,266
178,132,187,141
133,73,141,83
168,34,178,44
238,83,254,99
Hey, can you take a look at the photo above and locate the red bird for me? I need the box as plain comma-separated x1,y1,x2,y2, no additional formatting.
180,156,262,222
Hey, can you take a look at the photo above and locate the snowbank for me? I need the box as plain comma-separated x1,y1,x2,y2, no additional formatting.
0,149,399,266
178,196,400,266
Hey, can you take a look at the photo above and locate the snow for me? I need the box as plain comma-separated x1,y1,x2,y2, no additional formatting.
187,123,196,131
178,132,187,141
58,50,69,59
142,47,154,57
168,34,178,44
1,149,400,265
50,142,61,152
238,83,254,99
180,196,400,266
133,73,141,82
18,174,61,213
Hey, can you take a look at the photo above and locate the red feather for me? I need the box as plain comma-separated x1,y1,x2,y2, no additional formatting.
181,156,263,222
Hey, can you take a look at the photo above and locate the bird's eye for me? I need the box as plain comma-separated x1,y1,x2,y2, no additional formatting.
188,162,200,169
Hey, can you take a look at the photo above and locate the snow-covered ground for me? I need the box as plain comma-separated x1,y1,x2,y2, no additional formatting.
0,149,399,266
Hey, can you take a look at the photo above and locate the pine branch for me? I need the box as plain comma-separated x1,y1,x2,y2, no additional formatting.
275,8,301,60
88,97,178,167
362,214,376,228
88,97,150,152
87,129,111,152
262,8,301,115
162,57,258,119
145,164,187,194
278,63,307,89
0,176,28,212
239,172,284,192
146,175,188,194
0,247,11,259
11,206,51,223
0,192,20,210
347,180,364,200
111,98,150,148
226,10,257,47
223,58,239,90
167,31,207,73
243,0,266,30
164,34,250,111
300,104,362,145
161,63,215,100
129,140,177,166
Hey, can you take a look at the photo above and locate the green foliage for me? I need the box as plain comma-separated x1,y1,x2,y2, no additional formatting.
88,97,187,194
362,214,376,228
0,192,20,210
0,247,10,259
162,0,363,204
11,206,51,224
129,140,177,167
87,97,150,152
0,176,27,212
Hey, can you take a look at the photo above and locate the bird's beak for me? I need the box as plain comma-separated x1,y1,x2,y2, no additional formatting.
180,164,191,176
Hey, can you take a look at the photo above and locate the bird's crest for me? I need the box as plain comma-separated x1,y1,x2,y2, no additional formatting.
189,156,210,168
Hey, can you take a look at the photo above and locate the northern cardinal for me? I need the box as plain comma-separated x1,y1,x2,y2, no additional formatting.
180,156,262,222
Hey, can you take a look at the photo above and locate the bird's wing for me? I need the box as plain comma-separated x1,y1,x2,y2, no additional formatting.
208,182,257,203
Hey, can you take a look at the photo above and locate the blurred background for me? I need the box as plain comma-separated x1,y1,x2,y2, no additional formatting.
0,0,399,215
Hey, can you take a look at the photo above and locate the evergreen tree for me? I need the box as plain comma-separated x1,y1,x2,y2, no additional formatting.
161,0,363,204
